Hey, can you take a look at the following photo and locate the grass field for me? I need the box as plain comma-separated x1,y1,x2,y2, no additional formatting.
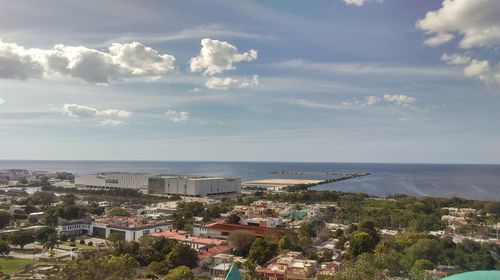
0,257,48,275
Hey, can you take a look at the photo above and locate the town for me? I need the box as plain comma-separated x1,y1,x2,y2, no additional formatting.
0,169,498,279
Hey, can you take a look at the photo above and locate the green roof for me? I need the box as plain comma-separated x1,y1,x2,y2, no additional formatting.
442,271,500,280
225,263,243,280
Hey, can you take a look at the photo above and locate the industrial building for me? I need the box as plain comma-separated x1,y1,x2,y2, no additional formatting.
148,176,241,197
74,172,152,192
75,172,241,197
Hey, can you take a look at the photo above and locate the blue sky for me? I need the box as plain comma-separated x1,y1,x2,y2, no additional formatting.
0,0,499,163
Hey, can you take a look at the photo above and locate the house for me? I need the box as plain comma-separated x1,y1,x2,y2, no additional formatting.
90,216,170,241
257,251,318,280
197,222,283,240
150,229,225,251
57,218,91,237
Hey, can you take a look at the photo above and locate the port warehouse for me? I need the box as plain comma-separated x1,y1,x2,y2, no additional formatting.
74,172,241,197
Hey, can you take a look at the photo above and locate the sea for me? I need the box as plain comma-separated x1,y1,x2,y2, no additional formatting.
1,160,499,202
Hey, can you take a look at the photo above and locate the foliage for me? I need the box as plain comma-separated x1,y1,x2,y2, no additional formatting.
226,213,241,224
36,227,58,243
162,265,194,280
228,230,256,256
165,243,198,269
0,240,10,255
248,238,277,265
9,230,35,249
29,191,57,205
348,232,375,259
49,254,139,280
0,211,12,229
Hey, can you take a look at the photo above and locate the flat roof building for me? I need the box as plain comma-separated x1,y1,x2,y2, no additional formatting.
148,176,241,197
75,172,152,192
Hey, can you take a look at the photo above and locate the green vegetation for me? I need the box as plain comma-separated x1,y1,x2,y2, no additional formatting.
0,257,48,275
48,254,139,280
60,241,94,249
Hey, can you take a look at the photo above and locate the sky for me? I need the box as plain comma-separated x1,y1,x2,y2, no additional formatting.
0,0,499,163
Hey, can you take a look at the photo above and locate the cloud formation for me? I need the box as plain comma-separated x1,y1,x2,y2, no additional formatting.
343,0,364,6
441,53,499,85
205,75,259,90
61,103,131,126
0,98,4,105
342,95,381,107
417,1,499,86
189,38,257,75
0,39,175,84
441,53,471,65
383,94,416,106
416,0,500,49
165,110,190,124
290,94,415,110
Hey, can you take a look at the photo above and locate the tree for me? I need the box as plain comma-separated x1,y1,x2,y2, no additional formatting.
163,266,194,280
52,254,139,280
30,191,57,205
0,240,10,256
9,230,35,250
226,213,241,224
348,232,374,258
0,211,12,229
106,207,130,217
108,232,125,243
36,227,58,243
43,233,60,260
403,239,441,266
248,238,276,265
60,194,76,205
228,230,256,256
165,243,198,269
148,260,170,276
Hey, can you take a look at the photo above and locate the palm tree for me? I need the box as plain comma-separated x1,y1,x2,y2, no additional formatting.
42,233,60,261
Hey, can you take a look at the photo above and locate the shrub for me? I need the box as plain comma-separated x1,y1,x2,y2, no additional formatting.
79,239,85,244
87,241,93,247
70,237,75,242
60,235,68,242
69,243,76,247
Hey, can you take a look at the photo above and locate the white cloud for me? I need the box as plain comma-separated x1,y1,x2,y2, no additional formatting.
274,59,457,77
341,0,382,7
383,94,416,106
463,59,500,85
165,110,190,124
416,0,500,49
61,103,131,126
342,96,380,107
441,54,500,85
343,0,364,6
423,33,454,47
205,75,259,90
0,98,4,105
189,38,257,75
441,53,471,65
0,39,45,80
99,119,126,127
290,99,343,110
418,2,500,86
0,39,176,84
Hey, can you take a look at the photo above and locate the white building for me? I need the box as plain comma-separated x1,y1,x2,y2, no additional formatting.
148,176,241,197
75,172,152,192
90,216,170,241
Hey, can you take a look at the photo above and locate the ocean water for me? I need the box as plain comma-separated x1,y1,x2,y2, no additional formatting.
0,160,499,201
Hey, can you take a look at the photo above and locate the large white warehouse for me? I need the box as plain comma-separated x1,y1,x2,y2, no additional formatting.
75,172,152,191
148,176,241,197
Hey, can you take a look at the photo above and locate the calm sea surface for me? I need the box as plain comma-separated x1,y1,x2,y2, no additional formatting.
1,160,499,201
